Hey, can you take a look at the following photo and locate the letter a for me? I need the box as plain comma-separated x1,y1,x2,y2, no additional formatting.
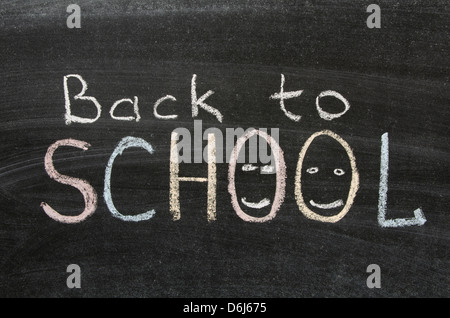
66,264,81,289
366,264,381,288
66,4,81,29
366,4,381,29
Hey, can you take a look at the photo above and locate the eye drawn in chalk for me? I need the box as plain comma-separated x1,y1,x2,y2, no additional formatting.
306,167,319,174
260,164,275,175
242,163,258,172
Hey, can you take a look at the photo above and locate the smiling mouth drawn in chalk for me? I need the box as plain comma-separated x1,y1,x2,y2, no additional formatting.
309,199,344,209
241,197,271,209
306,166,346,210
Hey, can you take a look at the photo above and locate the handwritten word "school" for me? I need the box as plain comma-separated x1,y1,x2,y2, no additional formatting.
41,132,426,228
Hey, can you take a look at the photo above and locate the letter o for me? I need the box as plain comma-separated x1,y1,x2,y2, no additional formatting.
295,130,359,223
316,90,350,121
228,129,286,223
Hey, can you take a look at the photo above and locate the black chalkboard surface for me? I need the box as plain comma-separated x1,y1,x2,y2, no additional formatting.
0,0,448,298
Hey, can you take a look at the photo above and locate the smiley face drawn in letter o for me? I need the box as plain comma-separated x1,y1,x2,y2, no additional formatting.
228,129,286,223
295,130,359,223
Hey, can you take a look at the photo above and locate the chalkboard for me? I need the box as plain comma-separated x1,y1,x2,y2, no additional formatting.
0,0,448,299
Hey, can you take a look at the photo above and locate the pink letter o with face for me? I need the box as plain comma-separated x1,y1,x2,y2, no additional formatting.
228,129,286,223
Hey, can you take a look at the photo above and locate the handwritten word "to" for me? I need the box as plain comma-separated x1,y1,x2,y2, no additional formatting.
41,131,425,228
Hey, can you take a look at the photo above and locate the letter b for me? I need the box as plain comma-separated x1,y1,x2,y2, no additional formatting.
63,74,102,125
